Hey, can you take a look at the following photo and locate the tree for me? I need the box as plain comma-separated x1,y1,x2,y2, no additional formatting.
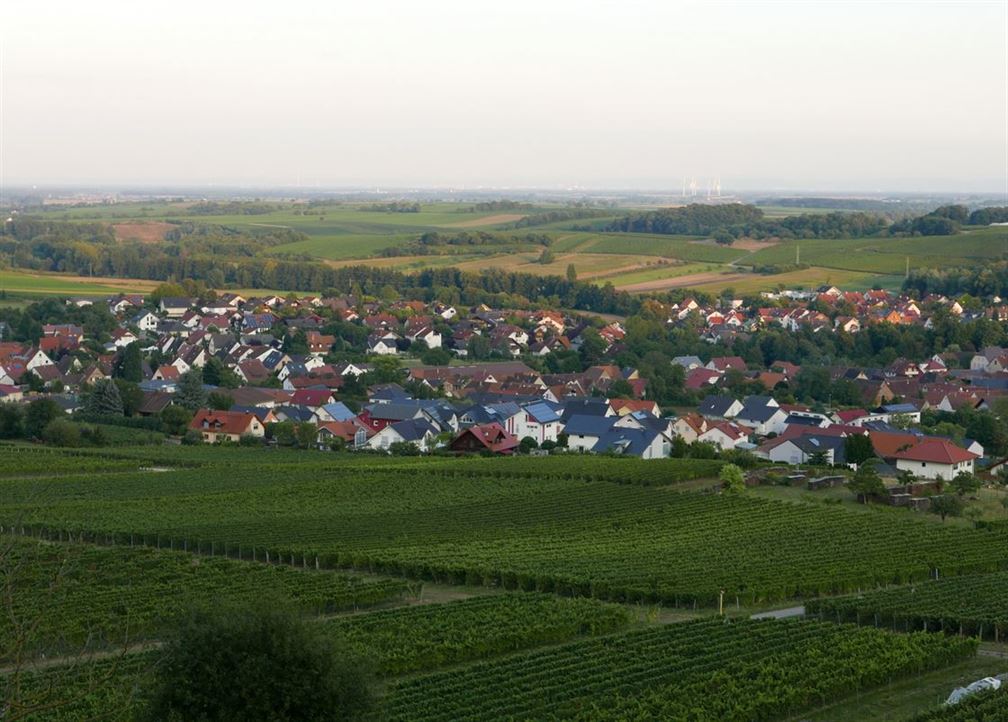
964,506,984,528
848,460,885,503
538,248,555,265
142,604,373,722
466,334,491,361
566,264,577,282
208,391,235,411
930,494,964,522
41,419,81,447
996,466,1008,488
295,423,318,449
115,342,143,382
23,371,45,393
203,357,240,389
389,441,421,456
115,379,143,417
86,378,124,416
419,346,451,366
896,468,917,486
578,328,606,367
949,471,981,497
24,399,62,439
0,404,24,439
160,405,192,436
177,369,208,411
844,434,875,466
519,436,538,454
807,450,828,467
720,463,745,494
605,379,634,399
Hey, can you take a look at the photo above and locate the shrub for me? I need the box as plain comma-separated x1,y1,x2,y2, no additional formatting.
142,604,373,722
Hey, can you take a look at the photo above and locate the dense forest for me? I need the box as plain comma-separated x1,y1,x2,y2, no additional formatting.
362,201,421,213
605,203,764,235
378,231,552,257
605,204,888,242
904,260,1008,298
506,208,611,228
968,206,1008,225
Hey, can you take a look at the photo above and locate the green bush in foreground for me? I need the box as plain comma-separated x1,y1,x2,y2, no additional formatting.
143,604,373,722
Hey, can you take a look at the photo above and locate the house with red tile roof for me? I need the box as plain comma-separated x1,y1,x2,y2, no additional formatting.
189,409,265,443
893,438,977,481
448,422,519,455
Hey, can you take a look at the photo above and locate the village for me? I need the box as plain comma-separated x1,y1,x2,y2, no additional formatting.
0,285,1005,491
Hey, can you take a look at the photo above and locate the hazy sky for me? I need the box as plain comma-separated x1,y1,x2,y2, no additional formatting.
2,0,1006,192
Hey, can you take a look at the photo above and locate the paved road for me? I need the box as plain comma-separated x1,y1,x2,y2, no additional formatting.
750,605,806,620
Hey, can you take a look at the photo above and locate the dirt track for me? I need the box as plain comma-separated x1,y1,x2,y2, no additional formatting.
445,214,526,228
617,271,750,292
112,222,174,243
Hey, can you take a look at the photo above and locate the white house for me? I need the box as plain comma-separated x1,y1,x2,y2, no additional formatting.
132,311,160,332
697,421,748,450
514,402,562,445
365,418,437,452
893,438,977,481
368,333,400,356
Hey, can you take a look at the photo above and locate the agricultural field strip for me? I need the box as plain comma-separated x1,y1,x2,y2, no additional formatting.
6,460,1008,607
319,593,632,676
807,571,1008,640
2,617,978,722
382,618,976,721
2,539,412,660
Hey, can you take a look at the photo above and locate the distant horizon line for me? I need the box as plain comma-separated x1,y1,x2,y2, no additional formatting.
2,182,1006,199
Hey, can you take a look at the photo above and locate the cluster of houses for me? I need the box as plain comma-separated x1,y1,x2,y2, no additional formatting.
668,286,1006,345
681,392,981,480
1,289,1006,468
186,385,671,458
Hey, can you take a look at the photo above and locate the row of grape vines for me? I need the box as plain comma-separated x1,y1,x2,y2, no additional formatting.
904,686,1007,721
319,593,632,676
5,458,1008,606
3,539,412,660
0,653,151,722
807,571,1008,641
381,618,977,722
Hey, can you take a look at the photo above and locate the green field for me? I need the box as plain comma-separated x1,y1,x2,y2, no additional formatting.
4,447,1008,607
4,444,1008,720
14,199,1005,296
0,270,157,296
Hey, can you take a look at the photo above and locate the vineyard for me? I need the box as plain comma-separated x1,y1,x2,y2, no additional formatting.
4,450,1008,606
904,686,1008,721
320,594,633,676
2,539,412,659
0,653,151,722
381,619,977,721
807,571,1008,641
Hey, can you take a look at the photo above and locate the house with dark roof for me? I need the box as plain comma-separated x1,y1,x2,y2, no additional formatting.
698,394,743,420
365,418,439,452
564,414,619,452
513,401,562,444
448,423,519,455
733,396,787,436
591,427,670,459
